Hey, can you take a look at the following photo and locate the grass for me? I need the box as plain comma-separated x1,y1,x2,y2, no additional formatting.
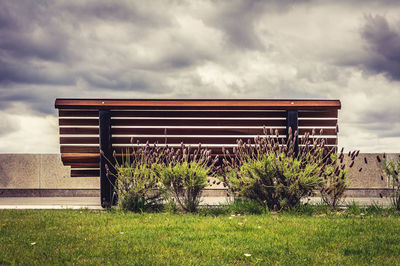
1,207,400,265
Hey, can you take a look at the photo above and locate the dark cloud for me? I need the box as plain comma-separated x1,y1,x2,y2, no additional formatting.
60,1,170,27
206,0,308,51
359,15,400,80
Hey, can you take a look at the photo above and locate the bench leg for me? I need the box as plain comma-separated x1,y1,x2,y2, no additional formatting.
286,110,299,155
99,109,115,208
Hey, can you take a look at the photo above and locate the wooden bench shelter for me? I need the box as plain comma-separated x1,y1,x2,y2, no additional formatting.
55,99,341,207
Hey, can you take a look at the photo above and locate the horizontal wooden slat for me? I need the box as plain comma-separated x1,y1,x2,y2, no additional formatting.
70,163,99,168
71,169,99,177
59,127,337,136
298,110,337,118
61,146,100,153
62,153,100,163
60,136,338,145
55,99,341,110
112,119,287,127
59,119,98,126
59,110,98,117
59,118,287,127
60,127,99,134
60,110,289,118
298,120,337,127
60,137,98,144
59,109,338,119
59,118,336,127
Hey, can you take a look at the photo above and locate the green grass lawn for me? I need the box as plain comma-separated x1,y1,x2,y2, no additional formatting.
1,209,400,265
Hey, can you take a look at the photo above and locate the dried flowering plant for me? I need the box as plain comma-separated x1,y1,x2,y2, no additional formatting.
155,143,219,213
220,127,354,210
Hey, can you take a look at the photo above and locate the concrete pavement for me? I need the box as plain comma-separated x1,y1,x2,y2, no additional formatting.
0,196,392,209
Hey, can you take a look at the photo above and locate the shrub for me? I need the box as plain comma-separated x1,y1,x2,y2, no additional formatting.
382,156,400,210
319,151,349,208
103,141,164,212
220,128,351,210
156,144,218,213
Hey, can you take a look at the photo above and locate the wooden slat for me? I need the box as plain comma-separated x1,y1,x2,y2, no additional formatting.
59,118,287,127
71,169,99,177
60,136,338,145
298,120,337,127
60,137,98,144
59,118,336,127
59,119,98,126
59,109,337,118
59,127,337,136
59,110,99,117
70,163,99,168
112,119,287,127
62,153,100,163
298,110,337,118
59,110,288,118
61,146,99,153
55,99,341,110
60,127,99,134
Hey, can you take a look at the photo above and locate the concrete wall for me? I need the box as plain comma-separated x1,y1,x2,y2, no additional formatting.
0,154,99,189
0,153,399,197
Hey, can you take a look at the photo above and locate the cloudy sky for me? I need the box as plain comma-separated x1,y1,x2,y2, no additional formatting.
1,0,400,153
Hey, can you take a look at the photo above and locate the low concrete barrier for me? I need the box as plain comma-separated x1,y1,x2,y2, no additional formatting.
0,153,398,197
0,154,99,197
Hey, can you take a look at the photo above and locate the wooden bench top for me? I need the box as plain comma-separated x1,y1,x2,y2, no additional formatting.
56,99,341,110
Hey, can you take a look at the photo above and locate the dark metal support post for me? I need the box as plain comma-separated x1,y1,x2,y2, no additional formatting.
99,109,115,208
286,110,299,155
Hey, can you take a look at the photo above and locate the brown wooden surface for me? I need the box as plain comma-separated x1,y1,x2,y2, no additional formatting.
59,118,288,127
71,169,99,177
70,163,100,168
59,109,338,118
60,140,338,154
59,118,336,127
59,127,337,136
60,136,338,145
61,153,99,163
56,99,341,110
56,99,341,176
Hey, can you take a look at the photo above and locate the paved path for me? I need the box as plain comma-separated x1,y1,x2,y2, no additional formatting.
0,196,393,209
0,197,102,209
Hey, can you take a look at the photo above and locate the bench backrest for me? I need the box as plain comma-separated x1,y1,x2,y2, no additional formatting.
55,99,341,178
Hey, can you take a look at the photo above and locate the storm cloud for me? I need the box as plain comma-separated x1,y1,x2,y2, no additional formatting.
0,0,400,152
360,14,400,80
